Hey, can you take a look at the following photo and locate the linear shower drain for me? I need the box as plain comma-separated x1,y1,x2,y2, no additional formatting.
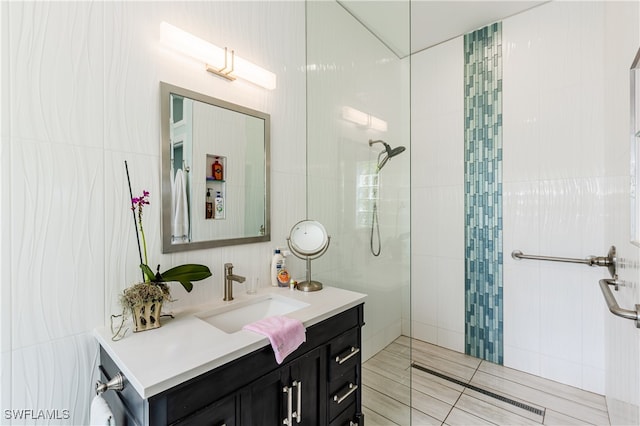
411,363,545,417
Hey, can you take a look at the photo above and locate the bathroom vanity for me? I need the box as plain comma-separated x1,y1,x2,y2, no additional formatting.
94,286,366,426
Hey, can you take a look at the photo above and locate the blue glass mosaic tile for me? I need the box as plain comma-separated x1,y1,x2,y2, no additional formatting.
464,22,503,365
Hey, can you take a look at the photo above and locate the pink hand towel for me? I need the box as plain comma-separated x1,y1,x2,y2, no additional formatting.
243,316,306,364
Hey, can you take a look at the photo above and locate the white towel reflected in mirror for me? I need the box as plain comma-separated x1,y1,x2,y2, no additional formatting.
172,168,189,243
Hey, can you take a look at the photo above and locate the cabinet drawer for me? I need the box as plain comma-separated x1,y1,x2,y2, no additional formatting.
328,328,360,379
328,368,358,420
328,402,358,426
173,393,236,426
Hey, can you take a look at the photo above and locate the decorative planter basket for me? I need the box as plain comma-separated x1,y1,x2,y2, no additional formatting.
121,282,168,333
131,300,163,332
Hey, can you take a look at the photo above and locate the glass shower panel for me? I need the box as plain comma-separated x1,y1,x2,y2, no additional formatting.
305,1,411,423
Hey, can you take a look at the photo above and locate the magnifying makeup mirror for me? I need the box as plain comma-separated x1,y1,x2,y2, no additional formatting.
287,220,330,292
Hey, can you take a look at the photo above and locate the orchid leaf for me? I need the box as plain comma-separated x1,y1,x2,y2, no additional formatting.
157,264,212,293
140,264,156,282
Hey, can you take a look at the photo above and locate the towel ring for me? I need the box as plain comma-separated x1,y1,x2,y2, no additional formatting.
96,372,125,395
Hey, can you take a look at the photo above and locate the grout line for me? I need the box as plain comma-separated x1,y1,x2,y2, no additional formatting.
442,384,465,425
362,402,401,426
362,380,409,408
362,405,398,425
362,385,407,425
440,357,484,424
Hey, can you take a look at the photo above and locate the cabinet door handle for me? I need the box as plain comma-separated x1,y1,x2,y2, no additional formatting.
293,380,302,423
335,347,360,365
332,383,358,405
282,386,293,425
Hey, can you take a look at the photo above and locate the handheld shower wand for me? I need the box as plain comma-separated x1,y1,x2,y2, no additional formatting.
369,139,406,171
368,139,406,256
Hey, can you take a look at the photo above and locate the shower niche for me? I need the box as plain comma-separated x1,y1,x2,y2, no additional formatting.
205,154,226,220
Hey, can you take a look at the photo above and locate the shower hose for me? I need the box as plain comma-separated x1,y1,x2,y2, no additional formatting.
370,200,381,256
370,167,382,257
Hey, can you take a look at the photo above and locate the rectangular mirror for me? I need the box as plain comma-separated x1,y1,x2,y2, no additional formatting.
160,82,270,252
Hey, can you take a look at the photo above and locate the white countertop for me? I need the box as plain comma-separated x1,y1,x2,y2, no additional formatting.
94,285,366,399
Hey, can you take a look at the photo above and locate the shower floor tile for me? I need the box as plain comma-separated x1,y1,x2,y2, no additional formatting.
362,337,610,425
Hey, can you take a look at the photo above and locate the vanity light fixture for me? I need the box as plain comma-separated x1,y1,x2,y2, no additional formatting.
342,106,369,126
369,116,388,132
160,22,277,90
342,106,388,132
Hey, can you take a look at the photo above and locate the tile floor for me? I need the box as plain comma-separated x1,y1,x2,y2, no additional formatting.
362,336,610,425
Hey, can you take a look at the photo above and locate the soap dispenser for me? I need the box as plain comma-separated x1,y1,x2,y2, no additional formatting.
212,157,223,180
214,191,225,219
271,249,284,287
206,188,213,219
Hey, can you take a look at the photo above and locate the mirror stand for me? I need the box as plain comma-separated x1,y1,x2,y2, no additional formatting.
288,245,331,292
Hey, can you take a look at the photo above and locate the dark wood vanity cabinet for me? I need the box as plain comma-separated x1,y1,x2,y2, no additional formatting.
99,303,364,426
240,347,324,425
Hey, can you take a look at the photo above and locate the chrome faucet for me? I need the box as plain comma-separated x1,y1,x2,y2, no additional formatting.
224,263,246,301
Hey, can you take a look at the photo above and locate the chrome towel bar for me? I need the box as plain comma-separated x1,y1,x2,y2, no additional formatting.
511,246,617,277
599,278,640,328
96,372,125,395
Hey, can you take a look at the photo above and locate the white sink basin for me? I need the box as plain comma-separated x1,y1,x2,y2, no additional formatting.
196,294,310,334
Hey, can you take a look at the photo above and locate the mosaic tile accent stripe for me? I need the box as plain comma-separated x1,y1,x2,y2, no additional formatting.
464,22,504,365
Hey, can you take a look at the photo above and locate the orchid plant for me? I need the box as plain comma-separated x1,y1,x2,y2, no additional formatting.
122,161,211,302
128,188,211,294
113,163,211,339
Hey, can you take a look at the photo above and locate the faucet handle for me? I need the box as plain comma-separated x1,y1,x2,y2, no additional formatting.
224,262,233,271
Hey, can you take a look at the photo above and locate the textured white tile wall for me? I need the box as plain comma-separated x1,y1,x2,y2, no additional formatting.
601,1,640,424
501,0,633,395
1,0,10,414
411,37,465,353
411,0,638,396
2,2,306,424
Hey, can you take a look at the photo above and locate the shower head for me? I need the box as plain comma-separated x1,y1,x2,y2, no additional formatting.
369,139,406,171
387,145,406,158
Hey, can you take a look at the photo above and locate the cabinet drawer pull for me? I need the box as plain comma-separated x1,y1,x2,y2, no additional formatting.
293,380,302,423
283,386,293,425
335,346,360,365
332,383,358,405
